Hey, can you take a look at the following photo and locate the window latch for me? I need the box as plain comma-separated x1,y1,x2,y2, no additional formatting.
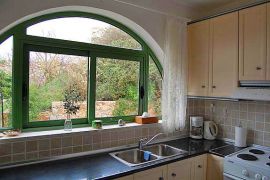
22,83,27,101
140,86,144,99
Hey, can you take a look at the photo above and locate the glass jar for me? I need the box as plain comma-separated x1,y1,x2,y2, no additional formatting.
64,114,72,131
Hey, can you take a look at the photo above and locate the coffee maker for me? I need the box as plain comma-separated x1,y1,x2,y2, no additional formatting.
189,116,203,139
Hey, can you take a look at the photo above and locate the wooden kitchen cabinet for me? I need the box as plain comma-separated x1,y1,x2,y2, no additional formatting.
206,154,224,180
239,4,267,80
188,12,238,98
267,3,270,79
191,154,207,180
167,154,207,180
188,20,210,96
208,12,238,97
167,158,192,180
115,175,134,180
133,166,167,180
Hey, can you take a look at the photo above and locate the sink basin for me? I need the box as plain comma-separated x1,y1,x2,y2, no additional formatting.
110,149,159,166
143,144,187,157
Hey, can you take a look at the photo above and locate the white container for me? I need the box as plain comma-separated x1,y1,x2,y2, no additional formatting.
235,126,247,147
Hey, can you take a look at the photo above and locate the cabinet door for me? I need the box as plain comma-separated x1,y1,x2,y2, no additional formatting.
188,20,209,96
168,158,191,180
191,154,207,180
134,166,167,180
209,12,238,97
267,3,270,79
239,4,267,80
207,154,224,180
115,175,134,180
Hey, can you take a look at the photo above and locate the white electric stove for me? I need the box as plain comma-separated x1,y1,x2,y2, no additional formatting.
224,146,270,180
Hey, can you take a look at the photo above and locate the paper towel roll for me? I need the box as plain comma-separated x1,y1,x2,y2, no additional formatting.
235,126,247,147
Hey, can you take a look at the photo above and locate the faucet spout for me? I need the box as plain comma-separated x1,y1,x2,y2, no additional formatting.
138,133,164,150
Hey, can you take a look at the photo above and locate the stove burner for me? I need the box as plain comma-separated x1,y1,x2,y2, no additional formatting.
267,163,270,167
249,149,265,155
237,154,258,161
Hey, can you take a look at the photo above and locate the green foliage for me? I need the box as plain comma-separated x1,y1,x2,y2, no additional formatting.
29,77,65,121
63,83,82,115
0,70,12,99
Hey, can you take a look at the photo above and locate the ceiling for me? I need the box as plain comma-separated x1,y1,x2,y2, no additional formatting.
172,0,263,10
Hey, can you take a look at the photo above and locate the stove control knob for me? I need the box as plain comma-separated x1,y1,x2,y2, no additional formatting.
242,169,248,176
255,174,262,180
262,176,269,180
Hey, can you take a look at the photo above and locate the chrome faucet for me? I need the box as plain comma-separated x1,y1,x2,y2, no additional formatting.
138,133,164,150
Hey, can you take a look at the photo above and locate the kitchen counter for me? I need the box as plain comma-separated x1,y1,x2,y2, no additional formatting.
0,138,242,180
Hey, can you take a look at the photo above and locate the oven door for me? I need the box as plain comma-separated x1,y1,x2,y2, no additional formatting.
224,173,244,180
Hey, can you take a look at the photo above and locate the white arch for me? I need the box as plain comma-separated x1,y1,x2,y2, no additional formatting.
0,5,164,61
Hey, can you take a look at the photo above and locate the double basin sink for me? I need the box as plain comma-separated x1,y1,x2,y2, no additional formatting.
110,144,187,167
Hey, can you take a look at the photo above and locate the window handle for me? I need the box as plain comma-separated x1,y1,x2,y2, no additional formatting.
140,86,144,99
22,83,27,101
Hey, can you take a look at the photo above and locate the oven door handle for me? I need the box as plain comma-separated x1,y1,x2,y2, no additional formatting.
223,173,244,180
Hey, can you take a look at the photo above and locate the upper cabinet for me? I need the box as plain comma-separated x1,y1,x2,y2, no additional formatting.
188,21,210,96
209,12,238,97
239,4,267,80
188,12,238,97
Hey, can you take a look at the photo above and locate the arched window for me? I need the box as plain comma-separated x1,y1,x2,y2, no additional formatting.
0,12,162,130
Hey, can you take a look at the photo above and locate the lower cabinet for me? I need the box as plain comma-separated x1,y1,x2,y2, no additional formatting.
115,154,218,180
168,158,192,180
115,175,134,180
206,154,224,180
133,166,167,180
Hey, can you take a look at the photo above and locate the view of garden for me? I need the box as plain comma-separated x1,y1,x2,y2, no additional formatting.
0,18,162,127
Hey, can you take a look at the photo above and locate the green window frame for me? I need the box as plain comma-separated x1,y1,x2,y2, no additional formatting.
0,11,163,131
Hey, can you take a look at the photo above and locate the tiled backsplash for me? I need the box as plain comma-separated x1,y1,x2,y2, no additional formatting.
0,123,187,166
187,98,270,147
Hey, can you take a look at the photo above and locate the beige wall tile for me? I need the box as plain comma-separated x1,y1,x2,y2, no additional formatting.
12,141,25,154
39,150,51,159
0,143,11,156
83,145,92,152
38,139,50,151
51,149,62,157
83,134,92,145
62,136,72,147
73,146,83,153
62,147,72,155
26,140,38,152
26,152,38,161
0,155,11,165
73,135,82,146
12,153,25,162
51,137,61,149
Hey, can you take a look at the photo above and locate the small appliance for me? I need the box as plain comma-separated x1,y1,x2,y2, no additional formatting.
203,121,218,140
189,116,203,139
224,146,270,180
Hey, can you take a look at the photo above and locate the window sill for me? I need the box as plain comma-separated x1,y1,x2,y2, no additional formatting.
0,121,162,142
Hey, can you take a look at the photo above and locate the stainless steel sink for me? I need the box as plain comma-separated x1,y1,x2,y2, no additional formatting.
110,149,159,166
110,144,187,167
143,144,187,157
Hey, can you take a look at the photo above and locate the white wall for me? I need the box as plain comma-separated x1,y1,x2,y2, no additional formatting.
0,0,195,60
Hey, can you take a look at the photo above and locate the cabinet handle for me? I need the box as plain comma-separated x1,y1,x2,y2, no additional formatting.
201,85,205,88
198,165,202,168
171,173,176,177
159,177,164,180
256,66,262,70
212,86,216,88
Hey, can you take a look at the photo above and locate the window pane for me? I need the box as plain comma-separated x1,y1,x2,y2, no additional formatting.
96,58,140,117
0,36,13,128
148,57,162,116
27,17,142,50
29,51,88,122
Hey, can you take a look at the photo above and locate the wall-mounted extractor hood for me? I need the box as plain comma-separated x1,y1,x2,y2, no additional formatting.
239,80,270,87
232,81,270,101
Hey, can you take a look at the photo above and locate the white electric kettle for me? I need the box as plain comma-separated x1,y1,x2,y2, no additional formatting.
204,121,218,140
